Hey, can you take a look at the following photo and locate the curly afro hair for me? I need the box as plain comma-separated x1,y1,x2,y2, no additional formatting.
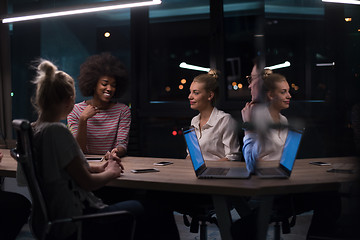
78,52,128,98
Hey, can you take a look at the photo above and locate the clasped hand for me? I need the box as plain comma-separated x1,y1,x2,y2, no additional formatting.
104,149,124,170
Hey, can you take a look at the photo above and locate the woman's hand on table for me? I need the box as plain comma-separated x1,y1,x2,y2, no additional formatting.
105,160,124,177
105,150,124,170
89,161,108,173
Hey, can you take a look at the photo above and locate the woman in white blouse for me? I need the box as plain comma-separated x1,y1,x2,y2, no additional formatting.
187,70,241,161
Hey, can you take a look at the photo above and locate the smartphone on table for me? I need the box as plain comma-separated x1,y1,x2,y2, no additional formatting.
309,161,331,166
86,157,104,162
131,168,160,173
153,161,173,166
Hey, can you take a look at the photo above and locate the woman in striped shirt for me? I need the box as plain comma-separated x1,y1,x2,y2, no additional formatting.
68,53,130,158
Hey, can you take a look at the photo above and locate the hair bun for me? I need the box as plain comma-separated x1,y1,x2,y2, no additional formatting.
262,69,273,79
208,69,219,79
38,60,57,79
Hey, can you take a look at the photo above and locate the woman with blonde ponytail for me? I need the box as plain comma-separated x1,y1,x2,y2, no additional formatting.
27,59,145,240
32,60,76,123
187,69,241,161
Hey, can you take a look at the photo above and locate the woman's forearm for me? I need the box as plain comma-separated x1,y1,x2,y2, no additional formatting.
75,117,88,153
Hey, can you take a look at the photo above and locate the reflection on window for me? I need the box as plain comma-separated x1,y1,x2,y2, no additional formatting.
8,0,131,121
224,0,264,101
149,0,210,102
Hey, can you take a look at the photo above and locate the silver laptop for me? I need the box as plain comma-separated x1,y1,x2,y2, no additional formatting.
183,126,250,179
256,128,304,178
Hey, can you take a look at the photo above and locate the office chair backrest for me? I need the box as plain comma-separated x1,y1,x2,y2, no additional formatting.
11,119,49,240
12,119,137,240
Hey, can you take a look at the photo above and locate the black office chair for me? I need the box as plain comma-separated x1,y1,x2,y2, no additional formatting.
270,195,297,240
11,119,135,240
181,204,218,240
173,192,218,240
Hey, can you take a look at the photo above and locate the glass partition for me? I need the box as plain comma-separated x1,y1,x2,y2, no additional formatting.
148,0,210,103
7,1,131,121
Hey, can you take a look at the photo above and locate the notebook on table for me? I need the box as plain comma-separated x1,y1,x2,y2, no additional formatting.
256,128,304,179
183,126,250,179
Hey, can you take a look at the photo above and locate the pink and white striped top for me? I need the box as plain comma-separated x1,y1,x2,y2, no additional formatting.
67,101,131,155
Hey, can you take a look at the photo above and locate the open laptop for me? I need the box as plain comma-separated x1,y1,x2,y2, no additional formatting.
256,128,304,178
183,127,250,179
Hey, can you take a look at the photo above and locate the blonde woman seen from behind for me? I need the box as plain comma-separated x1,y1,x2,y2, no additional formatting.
29,59,143,240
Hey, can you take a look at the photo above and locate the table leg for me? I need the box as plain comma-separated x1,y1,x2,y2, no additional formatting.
255,195,274,240
212,195,233,240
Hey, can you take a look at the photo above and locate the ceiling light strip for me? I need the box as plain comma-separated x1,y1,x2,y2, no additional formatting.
179,62,210,72
2,0,161,23
322,0,360,5
265,61,291,70
316,62,335,67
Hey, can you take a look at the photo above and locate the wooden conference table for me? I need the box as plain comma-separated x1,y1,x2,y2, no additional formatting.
0,149,358,240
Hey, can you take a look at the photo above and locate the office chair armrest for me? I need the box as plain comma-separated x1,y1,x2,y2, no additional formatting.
46,210,135,240
73,210,133,222
50,210,134,225
10,148,18,160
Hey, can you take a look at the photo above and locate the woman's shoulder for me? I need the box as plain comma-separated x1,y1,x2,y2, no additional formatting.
213,108,234,120
35,122,69,135
111,102,130,111
33,122,71,142
279,113,288,124
72,101,87,111
75,101,87,107
191,113,201,125
109,103,130,119
208,108,237,128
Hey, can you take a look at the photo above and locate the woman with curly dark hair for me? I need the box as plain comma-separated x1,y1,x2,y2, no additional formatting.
67,53,130,158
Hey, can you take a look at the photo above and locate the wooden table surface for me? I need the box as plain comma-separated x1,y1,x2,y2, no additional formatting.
0,149,17,178
2,148,358,240
2,148,358,197
100,155,359,197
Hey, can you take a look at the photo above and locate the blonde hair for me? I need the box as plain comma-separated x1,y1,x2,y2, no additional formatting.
262,68,273,79
262,72,287,100
32,60,75,117
193,69,220,105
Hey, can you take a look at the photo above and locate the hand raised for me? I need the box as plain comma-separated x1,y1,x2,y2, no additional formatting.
241,102,255,123
80,104,100,121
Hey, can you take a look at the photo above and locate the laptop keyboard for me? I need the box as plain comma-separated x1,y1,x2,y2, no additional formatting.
257,168,283,175
205,167,229,176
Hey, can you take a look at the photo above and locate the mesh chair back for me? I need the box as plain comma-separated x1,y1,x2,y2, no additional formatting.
12,119,136,240
11,119,49,240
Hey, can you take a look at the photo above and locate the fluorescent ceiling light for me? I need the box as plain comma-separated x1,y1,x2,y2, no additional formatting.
316,62,335,67
265,61,291,70
179,62,210,72
322,0,360,5
2,0,161,23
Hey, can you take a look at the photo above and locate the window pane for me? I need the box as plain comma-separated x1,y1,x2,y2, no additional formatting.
148,0,210,102
264,0,325,101
9,3,131,121
223,0,264,101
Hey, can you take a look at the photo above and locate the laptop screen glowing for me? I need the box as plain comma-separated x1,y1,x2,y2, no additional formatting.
280,129,303,171
183,127,204,171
